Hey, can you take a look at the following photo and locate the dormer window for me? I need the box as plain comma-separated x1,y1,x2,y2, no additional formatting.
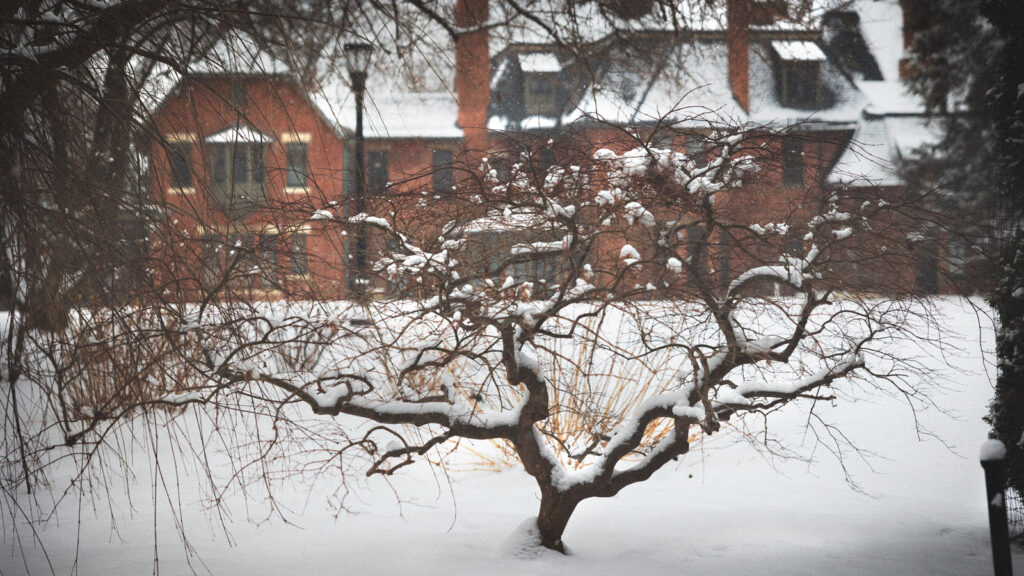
206,125,271,218
519,52,562,117
771,40,826,109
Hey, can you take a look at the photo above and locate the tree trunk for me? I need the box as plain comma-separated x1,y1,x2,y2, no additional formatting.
536,490,579,553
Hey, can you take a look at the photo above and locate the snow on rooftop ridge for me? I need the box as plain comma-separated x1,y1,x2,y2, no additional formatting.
187,30,291,76
771,40,826,61
206,125,274,143
853,0,904,82
519,52,561,73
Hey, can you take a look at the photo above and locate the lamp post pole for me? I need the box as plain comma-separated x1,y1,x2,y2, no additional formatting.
345,42,372,300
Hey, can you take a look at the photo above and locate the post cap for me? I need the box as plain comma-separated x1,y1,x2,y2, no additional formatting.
980,438,1007,462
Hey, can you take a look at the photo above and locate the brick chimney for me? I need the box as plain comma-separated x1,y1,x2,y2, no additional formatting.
749,0,785,26
898,0,934,79
726,0,752,112
455,0,490,156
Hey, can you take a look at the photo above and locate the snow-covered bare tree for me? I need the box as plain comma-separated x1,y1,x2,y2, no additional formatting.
1,0,956,563
7,122,931,553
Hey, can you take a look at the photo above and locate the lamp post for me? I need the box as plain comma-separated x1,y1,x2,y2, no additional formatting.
344,41,372,300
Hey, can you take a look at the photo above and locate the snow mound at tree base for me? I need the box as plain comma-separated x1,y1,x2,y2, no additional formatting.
499,517,573,560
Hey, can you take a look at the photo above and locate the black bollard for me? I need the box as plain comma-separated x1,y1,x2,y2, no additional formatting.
981,439,1013,576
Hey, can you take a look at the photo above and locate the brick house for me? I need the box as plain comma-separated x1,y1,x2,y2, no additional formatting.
149,0,983,300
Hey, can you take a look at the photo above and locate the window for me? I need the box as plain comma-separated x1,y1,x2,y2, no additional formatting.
772,41,826,109
228,82,248,109
200,236,222,291
257,234,279,288
779,61,822,108
285,143,308,188
432,149,453,194
368,151,388,195
524,74,559,116
537,147,555,172
782,137,803,187
169,143,192,188
491,155,511,181
947,237,968,277
225,235,253,275
686,225,707,288
685,134,706,157
210,142,268,216
289,233,308,276
915,235,939,294
651,134,673,151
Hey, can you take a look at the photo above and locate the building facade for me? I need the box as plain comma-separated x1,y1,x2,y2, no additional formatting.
149,0,987,301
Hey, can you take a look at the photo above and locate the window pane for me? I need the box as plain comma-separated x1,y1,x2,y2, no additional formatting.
228,83,247,109
782,62,820,108
782,137,803,187
212,144,227,183
525,73,559,116
538,148,555,172
685,134,705,157
233,144,249,182
169,143,192,187
368,150,388,195
432,149,453,194
200,236,222,291
286,143,307,187
290,234,308,275
259,234,278,288
252,143,265,184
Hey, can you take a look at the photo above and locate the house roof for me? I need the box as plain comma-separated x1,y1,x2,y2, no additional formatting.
186,30,293,77
560,36,865,130
310,87,463,140
825,0,942,188
827,117,901,187
157,0,929,170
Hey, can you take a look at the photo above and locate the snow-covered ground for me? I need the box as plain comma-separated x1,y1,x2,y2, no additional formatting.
2,297,1022,575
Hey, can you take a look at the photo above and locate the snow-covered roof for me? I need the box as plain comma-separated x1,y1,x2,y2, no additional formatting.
827,118,899,187
156,0,920,153
827,115,942,188
567,41,739,127
565,38,864,130
852,0,905,82
771,40,826,61
748,42,865,125
311,87,462,140
823,0,942,188
519,52,562,73
490,0,850,49
206,125,274,143
856,81,925,116
885,116,942,157
186,31,292,76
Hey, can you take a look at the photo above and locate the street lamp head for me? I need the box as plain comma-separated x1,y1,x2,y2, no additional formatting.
343,42,373,77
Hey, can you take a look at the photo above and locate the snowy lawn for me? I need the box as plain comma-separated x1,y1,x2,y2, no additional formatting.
2,297,1023,575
